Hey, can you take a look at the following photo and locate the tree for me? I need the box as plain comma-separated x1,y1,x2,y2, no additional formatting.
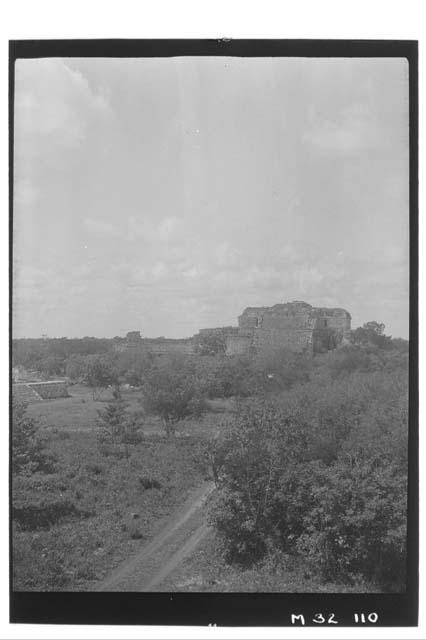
115,350,153,387
209,400,309,562
142,368,207,436
85,356,118,400
65,354,89,381
253,347,312,391
96,385,142,456
351,321,392,349
12,402,55,475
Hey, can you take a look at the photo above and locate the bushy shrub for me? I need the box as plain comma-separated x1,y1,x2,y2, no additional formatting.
139,476,162,490
96,385,143,454
205,357,256,398
295,460,407,590
115,349,153,386
12,402,55,475
142,367,208,436
196,350,312,400
12,472,92,531
327,345,383,377
351,321,393,349
253,348,312,392
13,498,87,531
65,354,89,381
85,355,119,400
209,366,408,590
208,401,309,563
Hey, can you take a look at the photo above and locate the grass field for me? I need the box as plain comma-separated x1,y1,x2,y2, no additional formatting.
13,384,234,591
27,384,236,437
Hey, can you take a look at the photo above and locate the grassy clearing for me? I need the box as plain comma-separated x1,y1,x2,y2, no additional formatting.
26,384,236,438
27,384,139,432
13,385,230,591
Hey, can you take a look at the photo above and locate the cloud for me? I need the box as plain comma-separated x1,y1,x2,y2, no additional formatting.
215,242,241,269
303,104,384,155
15,59,112,149
295,266,324,292
157,216,179,240
83,217,117,236
14,179,39,208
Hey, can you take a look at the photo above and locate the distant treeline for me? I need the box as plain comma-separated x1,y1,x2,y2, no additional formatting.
12,337,114,376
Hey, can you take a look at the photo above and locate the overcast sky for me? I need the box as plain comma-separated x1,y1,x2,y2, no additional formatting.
13,56,409,339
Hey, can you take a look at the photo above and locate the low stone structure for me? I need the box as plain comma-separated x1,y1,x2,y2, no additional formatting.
118,300,351,358
13,380,69,403
114,331,196,356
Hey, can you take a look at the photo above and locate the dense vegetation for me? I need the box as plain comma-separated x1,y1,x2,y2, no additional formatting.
207,330,408,591
12,322,409,591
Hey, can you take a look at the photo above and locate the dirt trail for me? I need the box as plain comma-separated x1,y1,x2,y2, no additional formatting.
96,481,214,592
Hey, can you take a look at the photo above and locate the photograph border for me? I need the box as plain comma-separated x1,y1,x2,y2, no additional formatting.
9,37,418,626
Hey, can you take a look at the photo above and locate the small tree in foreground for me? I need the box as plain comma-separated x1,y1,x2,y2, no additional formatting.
96,385,142,456
12,401,55,475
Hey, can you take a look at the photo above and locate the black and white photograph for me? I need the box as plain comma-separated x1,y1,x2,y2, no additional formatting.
9,39,418,626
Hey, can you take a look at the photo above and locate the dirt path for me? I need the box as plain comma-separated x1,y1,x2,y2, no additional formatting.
96,481,214,591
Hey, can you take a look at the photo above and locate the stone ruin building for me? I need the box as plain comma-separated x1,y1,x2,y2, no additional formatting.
117,301,351,358
225,301,351,355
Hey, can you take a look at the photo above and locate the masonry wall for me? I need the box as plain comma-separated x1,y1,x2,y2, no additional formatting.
198,326,237,337
238,307,268,329
252,328,314,353
313,308,351,334
140,338,195,356
225,335,253,356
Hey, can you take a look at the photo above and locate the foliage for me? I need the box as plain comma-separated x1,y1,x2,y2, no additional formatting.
96,385,143,454
38,355,65,379
13,496,88,531
114,350,153,386
252,348,312,391
295,460,407,589
351,321,392,349
208,355,408,590
142,366,208,436
12,337,112,377
200,356,256,398
12,402,55,475
194,351,312,400
194,333,227,356
65,354,89,381
84,355,118,399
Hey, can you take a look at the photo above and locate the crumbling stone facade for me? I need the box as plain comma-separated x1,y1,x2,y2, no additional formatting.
119,301,351,358
227,301,351,356
115,331,196,356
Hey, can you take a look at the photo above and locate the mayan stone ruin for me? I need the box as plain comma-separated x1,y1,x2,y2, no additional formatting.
118,301,351,357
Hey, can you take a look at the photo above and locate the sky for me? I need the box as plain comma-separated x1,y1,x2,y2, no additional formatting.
13,56,409,339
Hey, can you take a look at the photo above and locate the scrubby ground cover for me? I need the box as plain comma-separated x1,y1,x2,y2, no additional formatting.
12,422,211,590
